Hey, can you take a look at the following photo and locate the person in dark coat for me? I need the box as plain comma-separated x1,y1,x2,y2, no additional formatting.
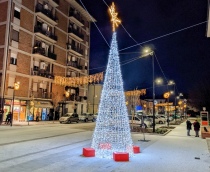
193,120,200,137
5,112,12,124
186,119,192,136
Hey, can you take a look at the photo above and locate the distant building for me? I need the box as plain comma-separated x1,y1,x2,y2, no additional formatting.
0,0,95,121
87,84,102,114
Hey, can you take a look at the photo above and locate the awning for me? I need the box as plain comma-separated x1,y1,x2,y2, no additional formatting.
33,101,53,108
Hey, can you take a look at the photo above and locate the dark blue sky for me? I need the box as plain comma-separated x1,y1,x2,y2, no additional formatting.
79,0,210,97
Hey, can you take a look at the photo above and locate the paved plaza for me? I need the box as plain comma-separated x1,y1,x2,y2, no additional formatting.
0,120,209,172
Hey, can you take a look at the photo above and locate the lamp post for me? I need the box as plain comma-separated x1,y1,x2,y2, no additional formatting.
10,81,20,126
93,84,95,115
152,53,155,132
168,80,176,121
64,90,70,115
163,91,170,127
141,47,155,132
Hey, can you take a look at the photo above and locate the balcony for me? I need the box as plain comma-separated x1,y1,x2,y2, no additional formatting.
67,61,82,71
48,0,59,7
33,91,52,99
68,27,84,41
35,4,58,25
33,47,57,62
34,26,57,44
67,44,83,56
66,95,82,102
31,69,54,80
69,11,84,27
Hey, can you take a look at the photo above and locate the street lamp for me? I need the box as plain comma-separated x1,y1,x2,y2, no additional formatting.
93,84,95,114
163,91,170,127
64,90,70,115
9,81,20,126
167,80,176,120
141,47,155,132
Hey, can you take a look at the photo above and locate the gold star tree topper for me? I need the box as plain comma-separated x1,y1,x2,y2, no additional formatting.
109,2,121,32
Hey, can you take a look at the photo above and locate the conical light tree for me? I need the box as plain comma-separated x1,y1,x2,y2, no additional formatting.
91,21,133,158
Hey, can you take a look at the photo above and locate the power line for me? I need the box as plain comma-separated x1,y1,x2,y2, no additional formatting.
102,0,140,44
79,0,110,48
119,21,207,52
80,1,205,95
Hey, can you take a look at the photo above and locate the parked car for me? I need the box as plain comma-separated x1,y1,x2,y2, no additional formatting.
147,115,166,124
59,113,79,124
93,113,98,121
159,115,166,119
128,115,152,128
158,115,173,122
79,113,95,122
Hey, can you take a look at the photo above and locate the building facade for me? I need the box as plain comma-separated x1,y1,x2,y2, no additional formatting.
0,0,95,122
87,84,102,114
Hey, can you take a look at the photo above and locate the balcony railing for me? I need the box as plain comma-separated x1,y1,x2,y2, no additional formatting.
33,47,57,60
67,61,83,70
67,44,83,55
69,11,84,25
31,69,54,79
34,26,57,41
66,95,82,102
33,91,52,99
35,4,57,22
68,27,84,40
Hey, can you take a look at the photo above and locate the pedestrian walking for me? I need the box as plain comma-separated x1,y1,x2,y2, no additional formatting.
193,120,200,137
36,115,39,122
186,119,192,136
5,112,12,125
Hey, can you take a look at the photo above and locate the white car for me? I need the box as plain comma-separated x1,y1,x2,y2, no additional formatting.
159,115,173,122
128,115,152,128
79,113,95,122
59,113,79,123
147,115,166,124
93,113,98,120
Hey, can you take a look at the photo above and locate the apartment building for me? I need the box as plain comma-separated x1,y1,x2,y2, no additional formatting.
87,84,102,114
0,0,95,122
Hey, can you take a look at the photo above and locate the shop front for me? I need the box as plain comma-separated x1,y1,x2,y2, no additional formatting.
31,101,53,121
3,99,27,122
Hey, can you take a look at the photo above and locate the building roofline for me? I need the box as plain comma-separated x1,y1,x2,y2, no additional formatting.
66,0,96,22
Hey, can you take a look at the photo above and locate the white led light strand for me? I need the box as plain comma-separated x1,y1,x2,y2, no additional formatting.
91,32,133,159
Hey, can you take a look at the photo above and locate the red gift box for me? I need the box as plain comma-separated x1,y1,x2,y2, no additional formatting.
133,146,140,153
83,148,95,157
113,152,129,161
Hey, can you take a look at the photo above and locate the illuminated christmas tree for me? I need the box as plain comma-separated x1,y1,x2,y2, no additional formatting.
91,3,133,158
91,31,133,158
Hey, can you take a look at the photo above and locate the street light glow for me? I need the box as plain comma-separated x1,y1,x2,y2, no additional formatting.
155,78,163,85
170,91,174,94
168,80,175,85
14,82,20,90
144,49,149,53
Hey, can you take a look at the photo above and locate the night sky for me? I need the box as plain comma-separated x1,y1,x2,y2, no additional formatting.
79,0,210,97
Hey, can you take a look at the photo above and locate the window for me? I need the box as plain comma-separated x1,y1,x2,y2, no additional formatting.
10,57,17,65
12,29,19,42
14,9,20,19
14,6,20,19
